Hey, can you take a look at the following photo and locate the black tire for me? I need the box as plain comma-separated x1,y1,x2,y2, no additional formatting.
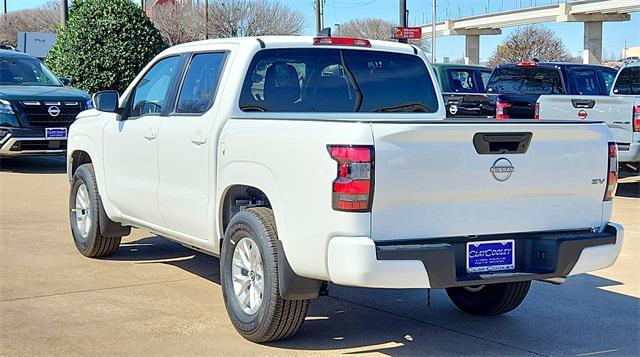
446,281,531,316
69,163,121,258
221,207,309,343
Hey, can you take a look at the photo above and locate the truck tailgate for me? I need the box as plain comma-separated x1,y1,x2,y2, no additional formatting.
370,122,610,241
537,94,636,145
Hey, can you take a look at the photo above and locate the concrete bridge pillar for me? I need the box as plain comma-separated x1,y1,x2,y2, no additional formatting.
583,21,602,64
464,34,480,65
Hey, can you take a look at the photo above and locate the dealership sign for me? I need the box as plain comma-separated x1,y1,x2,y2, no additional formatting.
394,27,422,39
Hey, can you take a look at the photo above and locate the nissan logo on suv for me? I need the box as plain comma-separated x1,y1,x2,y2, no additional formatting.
490,158,514,182
48,106,61,117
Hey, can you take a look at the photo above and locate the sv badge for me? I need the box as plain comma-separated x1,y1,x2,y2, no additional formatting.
592,178,605,184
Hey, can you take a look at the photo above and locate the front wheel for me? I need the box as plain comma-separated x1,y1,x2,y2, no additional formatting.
69,163,121,257
220,207,309,343
446,281,531,316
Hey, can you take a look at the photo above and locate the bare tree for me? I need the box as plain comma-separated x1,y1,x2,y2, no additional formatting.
206,0,305,38
149,1,203,46
0,1,59,46
488,25,571,67
338,18,429,53
148,0,304,45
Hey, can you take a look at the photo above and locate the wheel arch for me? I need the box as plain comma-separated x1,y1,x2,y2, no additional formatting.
217,161,281,241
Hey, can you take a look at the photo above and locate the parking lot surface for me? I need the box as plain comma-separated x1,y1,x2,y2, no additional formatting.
1,156,638,356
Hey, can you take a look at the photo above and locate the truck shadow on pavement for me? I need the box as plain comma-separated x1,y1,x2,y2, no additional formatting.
110,235,639,356
0,156,66,174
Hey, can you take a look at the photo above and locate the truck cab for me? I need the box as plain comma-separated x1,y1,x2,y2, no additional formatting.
0,50,91,157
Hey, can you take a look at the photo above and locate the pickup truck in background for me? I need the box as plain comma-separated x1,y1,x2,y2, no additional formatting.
67,36,624,343
486,61,617,119
537,62,639,172
431,63,494,118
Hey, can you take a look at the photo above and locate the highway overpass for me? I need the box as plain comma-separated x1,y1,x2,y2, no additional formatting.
419,0,640,65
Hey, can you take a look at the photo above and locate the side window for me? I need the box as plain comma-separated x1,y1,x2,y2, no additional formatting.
130,56,180,118
480,70,492,90
175,52,226,114
571,69,599,95
446,69,476,93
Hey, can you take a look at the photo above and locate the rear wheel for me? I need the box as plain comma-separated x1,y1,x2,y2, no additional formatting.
446,281,531,316
221,207,309,343
69,164,121,257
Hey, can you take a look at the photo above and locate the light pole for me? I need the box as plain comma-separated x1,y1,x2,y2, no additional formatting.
398,0,407,43
205,0,209,39
61,0,68,25
315,0,323,34
431,0,436,62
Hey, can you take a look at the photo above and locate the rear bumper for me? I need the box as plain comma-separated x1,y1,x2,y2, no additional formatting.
327,223,623,289
617,142,639,163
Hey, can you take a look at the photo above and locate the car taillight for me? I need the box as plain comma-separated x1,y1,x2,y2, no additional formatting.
633,106,640,132
534,102,540,120
604,142,618,201
313,37,372,47
496,101,511,120
328,145,374,212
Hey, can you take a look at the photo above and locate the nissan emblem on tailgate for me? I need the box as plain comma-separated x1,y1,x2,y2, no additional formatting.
490,158,514,182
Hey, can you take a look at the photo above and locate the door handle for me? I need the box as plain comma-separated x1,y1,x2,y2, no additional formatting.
191,132,207,145
143,128,156,141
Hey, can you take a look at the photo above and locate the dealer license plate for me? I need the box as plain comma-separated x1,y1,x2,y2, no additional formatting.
45,128,67,139
466,239,515,273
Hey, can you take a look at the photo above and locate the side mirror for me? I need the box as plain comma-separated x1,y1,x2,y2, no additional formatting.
92,90,119,113
58,77,72,86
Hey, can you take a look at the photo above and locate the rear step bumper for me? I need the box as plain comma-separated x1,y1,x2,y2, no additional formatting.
617,142,640,163
326,223,623,289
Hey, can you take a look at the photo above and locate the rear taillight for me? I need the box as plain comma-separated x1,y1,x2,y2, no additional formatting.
328,145,374,212
534,102,540,120
633,106,640,132
496,101,511,120
604,142,618,201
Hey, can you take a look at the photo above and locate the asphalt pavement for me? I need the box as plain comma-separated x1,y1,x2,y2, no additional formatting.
1,156,638,356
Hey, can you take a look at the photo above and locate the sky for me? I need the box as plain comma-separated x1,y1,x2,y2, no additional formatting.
6,0,640,62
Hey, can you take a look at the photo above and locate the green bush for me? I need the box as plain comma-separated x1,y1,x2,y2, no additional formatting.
46,0,167,94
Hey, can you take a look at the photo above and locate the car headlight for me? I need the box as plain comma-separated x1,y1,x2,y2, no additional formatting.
85,99,94,110
0,99,15,115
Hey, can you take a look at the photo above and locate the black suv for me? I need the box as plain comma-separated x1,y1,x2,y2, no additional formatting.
0,49,90,157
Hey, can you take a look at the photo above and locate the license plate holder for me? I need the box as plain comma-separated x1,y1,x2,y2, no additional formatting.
466,239,515,273
45,128,67,140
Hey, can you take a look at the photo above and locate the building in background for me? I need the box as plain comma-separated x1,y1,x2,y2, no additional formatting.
622,46,640,59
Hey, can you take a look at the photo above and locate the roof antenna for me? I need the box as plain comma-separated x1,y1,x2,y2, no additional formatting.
317,27,332,37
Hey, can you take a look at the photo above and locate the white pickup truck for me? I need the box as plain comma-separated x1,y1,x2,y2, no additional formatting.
536,62,640,171
67,36,623,343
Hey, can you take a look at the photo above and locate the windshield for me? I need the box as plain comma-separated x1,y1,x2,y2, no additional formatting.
487,67,564,95
239,48,439,113
0,56,62,86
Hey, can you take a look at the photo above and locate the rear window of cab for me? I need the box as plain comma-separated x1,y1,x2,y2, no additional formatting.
239,48,439,113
